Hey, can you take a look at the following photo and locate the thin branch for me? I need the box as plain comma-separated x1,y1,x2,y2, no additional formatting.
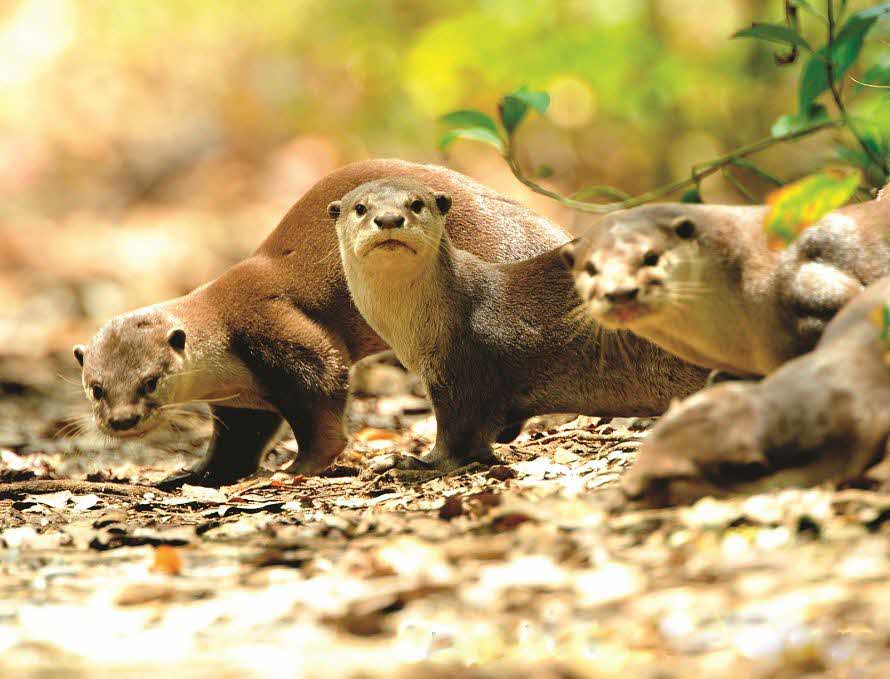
722,167,758,202
0,479,170,500
504,118,840,213
826,1,889,175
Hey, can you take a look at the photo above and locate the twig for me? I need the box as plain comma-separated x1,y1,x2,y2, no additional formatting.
0,479,170,500
504,118,841,213
825,1,889,175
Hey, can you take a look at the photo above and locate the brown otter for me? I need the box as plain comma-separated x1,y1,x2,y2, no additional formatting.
564,196,889,376
330,179,710,472
771,194,890,353
622,274,890,507
74,160,568,487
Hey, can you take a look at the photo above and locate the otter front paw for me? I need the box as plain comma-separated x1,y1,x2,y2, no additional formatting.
367,452,436,475
154,467,249,490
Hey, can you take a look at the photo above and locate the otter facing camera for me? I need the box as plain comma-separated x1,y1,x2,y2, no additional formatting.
434,193,452,215
167,328,187,351
73,344,86,367
327,201,342,220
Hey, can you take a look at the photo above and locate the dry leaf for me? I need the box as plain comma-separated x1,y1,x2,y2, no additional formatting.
150,546,183,575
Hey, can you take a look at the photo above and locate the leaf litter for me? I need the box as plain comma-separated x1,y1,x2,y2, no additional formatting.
2,362,890,677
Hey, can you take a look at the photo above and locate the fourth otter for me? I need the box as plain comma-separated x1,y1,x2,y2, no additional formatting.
331,179,709,472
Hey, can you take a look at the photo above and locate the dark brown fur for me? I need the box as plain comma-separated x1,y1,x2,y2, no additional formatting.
76,160,568,486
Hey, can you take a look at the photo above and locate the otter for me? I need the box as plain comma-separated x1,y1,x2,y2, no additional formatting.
771,193,890,353
562,204,780,376
622,275,890,507
330,179,710,472
564,195,889,376
74,160,568,487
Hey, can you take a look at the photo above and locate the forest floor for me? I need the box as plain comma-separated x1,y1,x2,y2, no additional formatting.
2,356,890,679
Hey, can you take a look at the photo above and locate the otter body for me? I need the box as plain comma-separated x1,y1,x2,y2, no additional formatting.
566,196,889,376
75,160,568,485
771,194,890,353
623,275,890,507
332,180,709,471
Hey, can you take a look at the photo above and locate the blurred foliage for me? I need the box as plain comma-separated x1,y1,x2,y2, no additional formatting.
438,1,889,214
0,0,887,357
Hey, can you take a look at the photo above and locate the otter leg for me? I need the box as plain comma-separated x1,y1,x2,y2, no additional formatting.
156,406,284,489
279,396,348,475
371,384,503,474
230,303,351,477
495,419,527,444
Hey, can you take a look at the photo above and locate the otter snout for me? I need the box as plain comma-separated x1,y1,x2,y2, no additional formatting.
604,286,639,304
374,213,405,229
108,411,141,431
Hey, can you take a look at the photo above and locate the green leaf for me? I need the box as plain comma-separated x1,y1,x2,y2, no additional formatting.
437,127,505,153
764,169,861,248
798,3,890,111
570,184,630,201
853,61,890,93
771,104,829,137
439,110,500,135
498,86,550,135
732,22,812,51
681,188,703,204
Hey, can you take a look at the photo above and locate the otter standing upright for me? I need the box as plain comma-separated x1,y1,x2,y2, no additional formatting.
332,179,709,472
74,160,568,486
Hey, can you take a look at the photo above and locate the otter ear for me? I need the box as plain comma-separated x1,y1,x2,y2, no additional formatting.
559,242,576,269
73,344,86,367
671,216,697,239
167,328,186,352
327,201,342,220
434,193,452,215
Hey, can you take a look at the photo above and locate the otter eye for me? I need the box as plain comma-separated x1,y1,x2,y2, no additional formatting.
585,261,598,276
143,376,159,394
673,217,696,239
410,199,424,214
643,251,660,267
355,204,367,216
90,384,104,400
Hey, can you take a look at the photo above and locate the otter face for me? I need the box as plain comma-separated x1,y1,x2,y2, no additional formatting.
328,178,452,280
564,208,701,329
73,310,188,439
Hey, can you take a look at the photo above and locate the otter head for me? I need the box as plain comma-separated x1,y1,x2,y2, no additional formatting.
562,206,701,330
328,178,452,282
73,309,188,439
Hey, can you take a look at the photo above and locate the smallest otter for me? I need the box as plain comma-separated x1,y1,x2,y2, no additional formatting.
622,275,890,507
331,179,708,472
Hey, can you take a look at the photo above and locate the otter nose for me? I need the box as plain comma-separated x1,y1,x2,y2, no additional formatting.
109,414,140,431
604,287,639,304
374,213,405,229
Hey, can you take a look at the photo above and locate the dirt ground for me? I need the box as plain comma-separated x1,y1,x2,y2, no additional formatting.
0,355,889,679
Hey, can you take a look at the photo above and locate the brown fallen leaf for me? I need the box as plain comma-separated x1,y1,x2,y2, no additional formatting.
488,465,516,481
151,545,183,575
438,495,464,520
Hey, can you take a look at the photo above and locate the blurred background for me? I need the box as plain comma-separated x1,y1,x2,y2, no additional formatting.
1,0,887,360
